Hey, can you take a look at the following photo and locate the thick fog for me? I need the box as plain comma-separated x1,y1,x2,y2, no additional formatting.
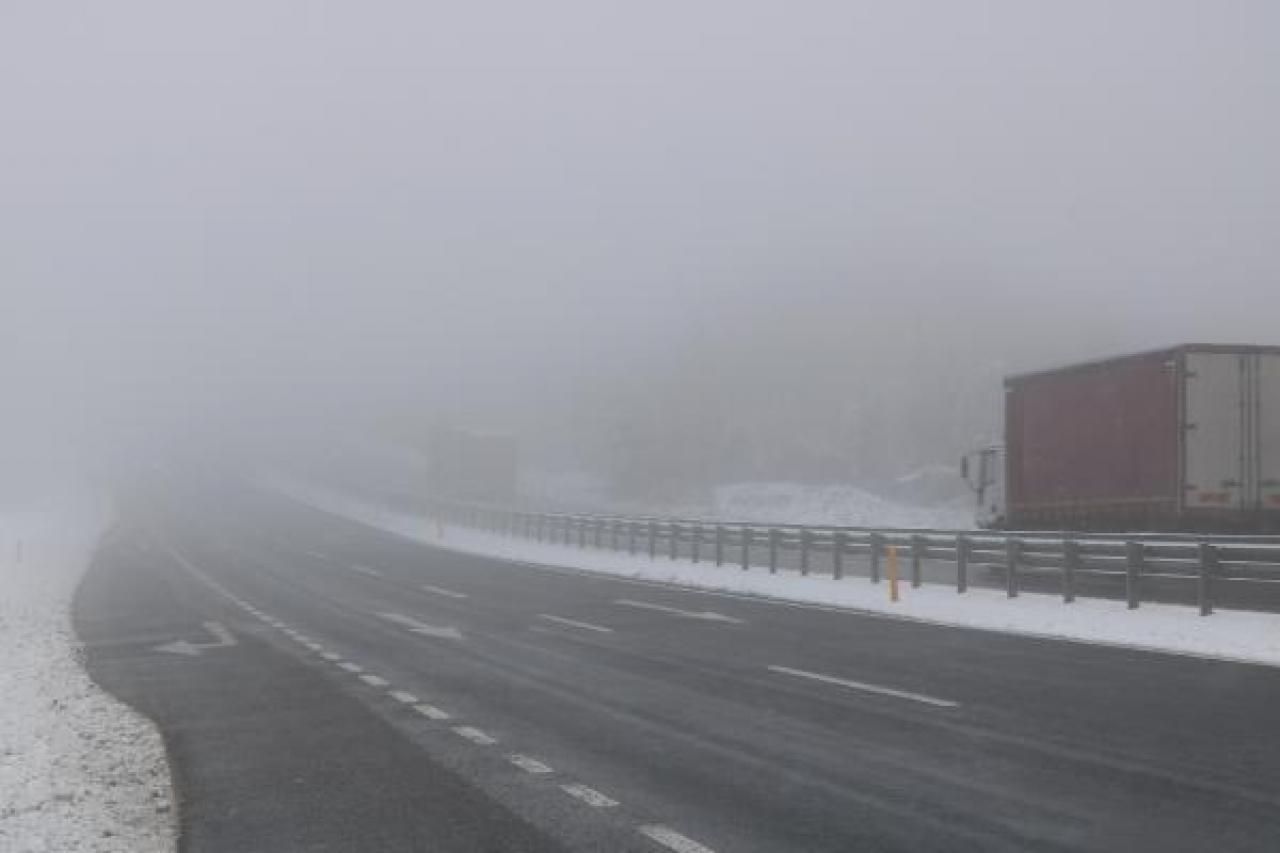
4,2,1279,502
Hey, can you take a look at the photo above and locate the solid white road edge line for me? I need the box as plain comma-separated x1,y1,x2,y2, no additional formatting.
559,784,618,808
638,825,717,853
359,674,390,687
767,664,959,709
537,614,614,634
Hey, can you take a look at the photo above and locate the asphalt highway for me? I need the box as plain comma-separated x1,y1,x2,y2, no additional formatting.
75,485,1280,851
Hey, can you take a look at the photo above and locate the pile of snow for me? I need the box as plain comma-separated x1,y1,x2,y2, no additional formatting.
520,471,973,531
275,477,1280,669
0,490,174,853
712,482,972,530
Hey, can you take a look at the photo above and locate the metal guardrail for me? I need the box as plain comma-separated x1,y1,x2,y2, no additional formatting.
424,500,1280,616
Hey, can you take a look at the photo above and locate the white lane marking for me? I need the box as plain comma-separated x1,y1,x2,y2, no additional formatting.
304,642,324,652
359,674,390,687
638,825,717,853
338,662,364,673
321,652,342,661
614,599,744,625
380,612,463,640
538,614,614,634
420,583,469,600
153,621,238,657
389,690,419,704
352,565,383,578
767,665,959,709
414,703,452,721
507,754,553,775
559,783,618,808
453,726,497,746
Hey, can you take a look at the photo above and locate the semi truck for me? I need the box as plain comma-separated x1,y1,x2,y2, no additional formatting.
962,344,1280,533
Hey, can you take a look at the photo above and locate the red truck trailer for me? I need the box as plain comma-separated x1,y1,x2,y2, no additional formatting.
963,344,1280,532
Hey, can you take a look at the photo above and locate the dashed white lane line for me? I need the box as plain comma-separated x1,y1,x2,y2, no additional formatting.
767,664,960,709
452,726,497,746
559,783,618,809
414,703,452,721
338,662,364,674
538,614,614,634
419,584,471,596
638,824,717,853
321,652,342,661
389,690,419,704
359,674,390,688
507,754,554,775
614,599,744,625
379,612,464,641
352,565,383,578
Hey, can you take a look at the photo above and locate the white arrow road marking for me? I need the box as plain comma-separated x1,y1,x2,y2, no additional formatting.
560,784,618,808
420,583,468,599
380,612,463,640
153,622,237,657
538,614,614,634
638,825,718,853
767,665,960,709
614,599,744,625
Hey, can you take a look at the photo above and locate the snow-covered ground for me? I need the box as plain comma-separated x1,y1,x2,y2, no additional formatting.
519,471,973,530
273,477,1280,669
0,491,175,853
712,482,971,530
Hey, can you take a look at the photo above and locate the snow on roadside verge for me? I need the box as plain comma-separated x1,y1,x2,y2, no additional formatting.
271,476,1280,669
0,490,175,853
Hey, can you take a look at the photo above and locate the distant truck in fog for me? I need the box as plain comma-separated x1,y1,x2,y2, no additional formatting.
427,426,519,502
962,344,1280,533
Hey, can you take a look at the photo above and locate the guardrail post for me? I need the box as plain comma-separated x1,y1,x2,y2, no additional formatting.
1125,541,1143,609
610,519,619,550
833,530,846,580
628,521,637,555
910,535,924,588
956,534,969,593
1062,539,1078,603
648,521,657,560
1006,537,1020,598
799,528,811,576
579,518,588,549
594,518,604,549
715,525,725,566
869,533,883,583
564,517,573,546
669,522,679,560
1198,543,1218,616
691,524,701,563
768,528,780,574
740,526,751,570
535,514,544,543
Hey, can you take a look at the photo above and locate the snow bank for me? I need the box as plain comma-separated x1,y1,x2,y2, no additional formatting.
519,471,973,530
0,491,175,853
712,481,972,530
274,477,1280,669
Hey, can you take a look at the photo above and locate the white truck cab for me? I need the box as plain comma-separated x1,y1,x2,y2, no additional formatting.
961,445,1006,529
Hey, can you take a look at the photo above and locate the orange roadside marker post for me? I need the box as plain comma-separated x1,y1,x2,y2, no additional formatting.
888,546,900,602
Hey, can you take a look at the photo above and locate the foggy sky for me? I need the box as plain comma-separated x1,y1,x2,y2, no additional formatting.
4,2,1279,491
